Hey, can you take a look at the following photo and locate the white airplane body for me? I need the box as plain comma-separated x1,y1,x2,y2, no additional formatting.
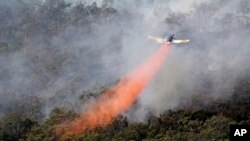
148,34,190,44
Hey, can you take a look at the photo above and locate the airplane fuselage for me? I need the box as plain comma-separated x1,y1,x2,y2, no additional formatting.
148,34,189,44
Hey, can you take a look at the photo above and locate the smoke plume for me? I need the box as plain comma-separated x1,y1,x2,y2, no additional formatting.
0,0,249,125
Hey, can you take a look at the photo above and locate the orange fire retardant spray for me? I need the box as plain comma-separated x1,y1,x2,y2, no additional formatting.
56,43,172,140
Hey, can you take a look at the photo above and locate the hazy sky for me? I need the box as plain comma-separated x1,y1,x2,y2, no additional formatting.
0,0,248,122
63,0,210,11
0,0,210,12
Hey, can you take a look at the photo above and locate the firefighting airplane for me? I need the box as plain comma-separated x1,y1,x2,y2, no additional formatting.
148,34,190,44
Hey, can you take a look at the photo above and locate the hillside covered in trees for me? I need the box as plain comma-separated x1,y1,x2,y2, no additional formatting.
1,77,250,140
0,0,250,141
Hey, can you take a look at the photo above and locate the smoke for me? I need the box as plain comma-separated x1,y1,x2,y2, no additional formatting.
0,0,249,125
124,0,250,121
0,0,126,119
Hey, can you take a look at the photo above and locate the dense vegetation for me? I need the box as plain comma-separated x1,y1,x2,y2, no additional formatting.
1,77,249,141
0,0,250,141
0,0,123,124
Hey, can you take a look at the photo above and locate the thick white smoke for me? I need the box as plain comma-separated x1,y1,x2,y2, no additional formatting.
0,0,249,122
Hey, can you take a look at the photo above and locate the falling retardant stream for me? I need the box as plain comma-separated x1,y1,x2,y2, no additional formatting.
56,43,172,140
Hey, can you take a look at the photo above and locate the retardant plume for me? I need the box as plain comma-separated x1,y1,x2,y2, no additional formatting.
56,43,171,140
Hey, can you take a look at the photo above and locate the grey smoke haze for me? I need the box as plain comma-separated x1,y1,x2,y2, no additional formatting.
0,0,249,122
125,0,250,121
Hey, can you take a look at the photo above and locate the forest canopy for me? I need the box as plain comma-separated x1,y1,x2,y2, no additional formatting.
0,0,250,140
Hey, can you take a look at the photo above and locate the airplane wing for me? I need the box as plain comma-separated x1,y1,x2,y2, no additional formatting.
172,39,190,44
148,35,190,44
148,35,165,43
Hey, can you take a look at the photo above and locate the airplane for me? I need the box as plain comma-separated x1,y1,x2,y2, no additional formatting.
148,34,190,44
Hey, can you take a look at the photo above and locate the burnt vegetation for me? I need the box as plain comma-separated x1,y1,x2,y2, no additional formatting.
0,0,250,141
